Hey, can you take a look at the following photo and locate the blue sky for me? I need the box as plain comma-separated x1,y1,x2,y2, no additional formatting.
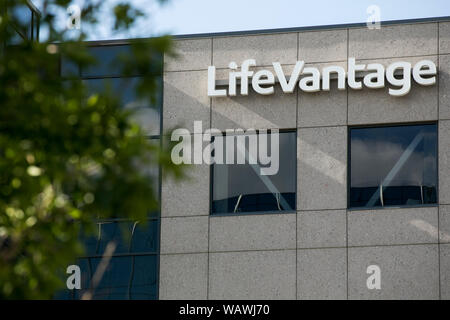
145,0,449,36
35,0,450,40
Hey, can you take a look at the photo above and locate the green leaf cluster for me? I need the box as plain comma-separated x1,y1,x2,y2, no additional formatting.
0,0,183,299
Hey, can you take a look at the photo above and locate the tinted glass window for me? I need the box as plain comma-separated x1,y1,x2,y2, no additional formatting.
70,44,163,78
82,219,159,256
96,222,133,254
7,26,25,45
212,130,296,215
129,255,158,299
56,43,162,300
61,57,79,78
81,45,131,77
84,77,161,136
91,256,132,291
57,255,158,300
130,220,159,253
10,4,32,39
349,124,437,208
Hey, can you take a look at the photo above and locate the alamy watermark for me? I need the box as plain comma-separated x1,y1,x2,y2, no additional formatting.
170,121,280,176
66,4,81,30
66,264,81,290
366,265,381,290
366,5,381,30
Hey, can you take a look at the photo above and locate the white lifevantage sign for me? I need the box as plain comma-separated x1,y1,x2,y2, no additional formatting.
207,58,437,97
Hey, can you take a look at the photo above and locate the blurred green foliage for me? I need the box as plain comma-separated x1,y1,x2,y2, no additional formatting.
0,0,183,299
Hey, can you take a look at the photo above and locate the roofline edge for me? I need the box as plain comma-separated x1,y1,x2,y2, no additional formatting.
81,15,450,45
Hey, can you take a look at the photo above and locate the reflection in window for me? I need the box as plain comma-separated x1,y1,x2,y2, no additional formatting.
6,1,40,44
64,44,162,78
212,130,296,215
61,57,79,77
56,43,163,300
83,220,159,256
59,255,158,300
349,124,437,208
83,77,162,136
56,220,159,300
81,45,132,78
11,3,32,39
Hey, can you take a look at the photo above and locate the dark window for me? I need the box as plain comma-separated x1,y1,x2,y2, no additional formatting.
55,219,160,300
83,77,162,136
64,44,163,78
81,45,132,78
57,44,163,300
349,123,437,209
11,3,32,39
7,26,25,45
212,130,296,215
61,57,80,78
82,219,160,256
58,254,158,300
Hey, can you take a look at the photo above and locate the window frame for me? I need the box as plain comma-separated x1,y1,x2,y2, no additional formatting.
209,128,298,217
6,0,40,42
347,121,439,211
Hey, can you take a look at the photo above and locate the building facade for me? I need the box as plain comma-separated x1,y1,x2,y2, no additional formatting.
159,17,450,300
60,17,450,300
